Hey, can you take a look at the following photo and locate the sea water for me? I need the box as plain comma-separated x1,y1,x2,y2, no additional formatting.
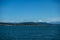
0,26,60,40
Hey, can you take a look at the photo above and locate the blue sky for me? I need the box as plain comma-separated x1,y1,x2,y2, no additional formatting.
0,0,60,22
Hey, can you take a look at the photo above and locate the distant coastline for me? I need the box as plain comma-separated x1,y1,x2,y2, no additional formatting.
0,22,60,26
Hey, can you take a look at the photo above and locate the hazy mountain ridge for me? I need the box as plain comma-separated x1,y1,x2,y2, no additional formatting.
50,21,60,24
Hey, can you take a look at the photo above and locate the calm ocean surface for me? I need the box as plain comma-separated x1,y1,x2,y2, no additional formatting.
0,26,60,40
